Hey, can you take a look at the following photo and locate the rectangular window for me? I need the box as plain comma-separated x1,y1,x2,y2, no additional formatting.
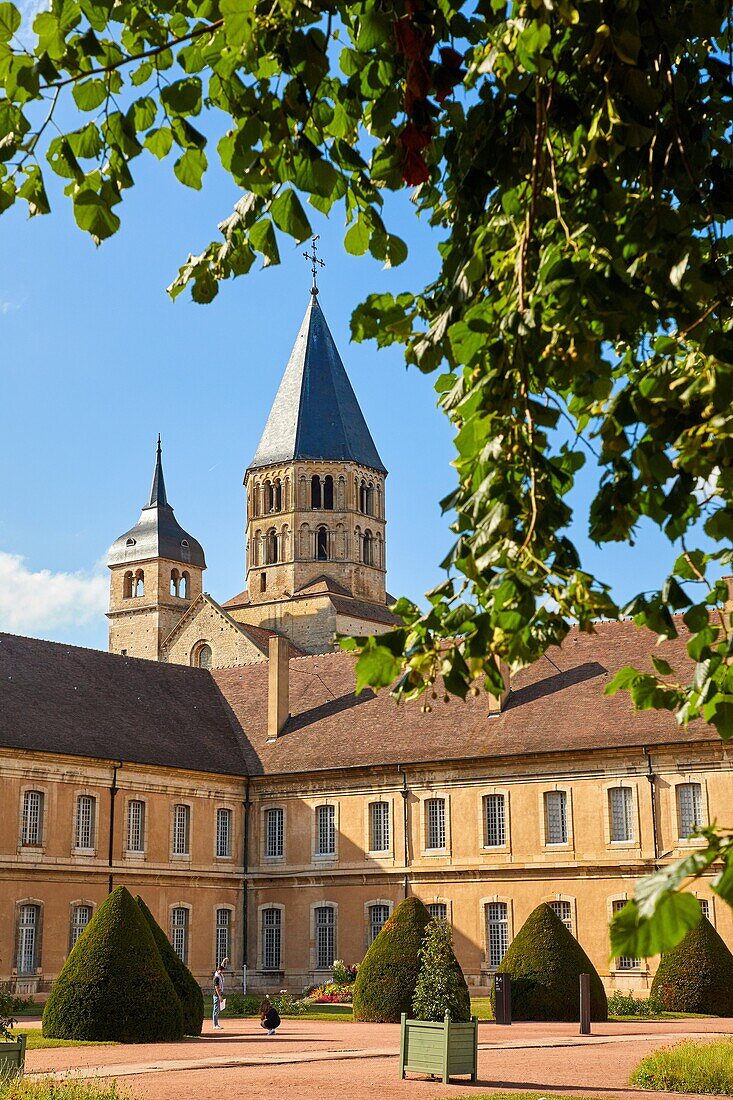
486,902,508,968
216,808,232,858
315,906,335,969
369,802,390,853
70,904,92,949
171,907,189,963
549,900,573,934
427,902,447,922
368,903,390,944
315,805,336,857
172,804,190,856
215,908,230,966
17,904,39,974
265,807,284,858
700,899,711,921
21,791,43,846
425,798,446,850
127,800,145,853
483,794,506,847
75,795,96,850
262,908,281,970
544,791,568,845
612,899,639,969
677,782,703,839
609,787,634,843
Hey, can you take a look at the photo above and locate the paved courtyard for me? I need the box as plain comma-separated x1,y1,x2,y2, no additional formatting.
22,1016,733,1100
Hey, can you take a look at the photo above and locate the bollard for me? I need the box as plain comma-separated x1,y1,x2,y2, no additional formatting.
579,972,591,1035
494,972,511,1025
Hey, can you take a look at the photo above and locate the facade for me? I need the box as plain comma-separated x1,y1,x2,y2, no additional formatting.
1,288,732,999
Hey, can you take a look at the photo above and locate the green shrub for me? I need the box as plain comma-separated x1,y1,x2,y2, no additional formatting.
607,990,661,1017
412,918,471,1022
651,915,733,1016
0,1081,129,1100
221,993,261,1016
493,903,607,1022
269,993,310,1016
42,885,183,1043
135,896,204,1036
630,1039,733,1094
352,897,432,1022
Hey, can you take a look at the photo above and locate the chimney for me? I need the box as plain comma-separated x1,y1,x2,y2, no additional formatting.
487,658,510,715
267,635,290,741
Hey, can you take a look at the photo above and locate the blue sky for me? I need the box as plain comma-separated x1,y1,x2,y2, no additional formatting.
0,120,699,651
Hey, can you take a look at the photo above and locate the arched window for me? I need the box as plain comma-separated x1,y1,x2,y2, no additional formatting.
376,533,383,569
123,571,133,599
323,475,334,510
362,530,374,566
194,643,212,670
311,475,322,509
316,525,329,561
359,479,367,513
180,571,189,599
366,483,374,515
266,528,279,564
170,569,180,597
134,570,144,597
260,571,267,593
265,480,274,513
171,907,189,963
274,479,282,512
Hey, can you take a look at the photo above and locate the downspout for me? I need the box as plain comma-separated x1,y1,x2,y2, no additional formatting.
108,762,121,894
242,775,251,991
643,748,659,862
399,766,409,898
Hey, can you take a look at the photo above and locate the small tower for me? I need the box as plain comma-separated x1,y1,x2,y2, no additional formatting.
107,438,206,660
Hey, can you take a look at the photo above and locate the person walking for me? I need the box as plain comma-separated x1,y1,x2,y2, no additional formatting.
212,957,229,1031
259,997,281,1036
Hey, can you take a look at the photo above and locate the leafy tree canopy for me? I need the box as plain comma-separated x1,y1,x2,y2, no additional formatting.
2,0,733,955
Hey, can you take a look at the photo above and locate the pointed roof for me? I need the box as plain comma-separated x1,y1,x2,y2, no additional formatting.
108,439,206,568
248,294,386,474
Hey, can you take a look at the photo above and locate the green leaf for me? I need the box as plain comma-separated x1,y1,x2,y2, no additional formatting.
72,188,120,242
173,147,207,189
270,189,311,242
161,78,202,117
249,217,279,265
651,655,673,677
0,1,20,38
354,643,401,694
72,78,107,111
344,216,370,256
610,893,700,959
220,0,255,48
144,127,173,160
17,165,49,215
129,97,157,131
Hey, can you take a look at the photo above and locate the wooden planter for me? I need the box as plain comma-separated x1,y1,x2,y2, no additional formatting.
399,1013,478,1084
0,1034,27,1076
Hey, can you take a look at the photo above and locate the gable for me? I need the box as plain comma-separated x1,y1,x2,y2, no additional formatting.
162,597,266,669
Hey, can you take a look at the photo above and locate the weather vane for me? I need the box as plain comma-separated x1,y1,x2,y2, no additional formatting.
303,235,325,295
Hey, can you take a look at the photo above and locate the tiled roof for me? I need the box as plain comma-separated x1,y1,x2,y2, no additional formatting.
222,589,250,609
0,633,245,775
211,620,712,777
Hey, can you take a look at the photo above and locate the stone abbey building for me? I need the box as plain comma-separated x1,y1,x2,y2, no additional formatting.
1,289,732,998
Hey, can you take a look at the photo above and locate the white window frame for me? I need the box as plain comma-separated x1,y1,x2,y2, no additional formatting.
263,805,285,861
608,895,644,972
540,786,572,848
171,803,192,858
311,902,337,970
673,779,707,844
70,902,93,949
544,894,576,937
426,900,449,922
482,791,508,849
314,803,337,860
214,906,233,967
74,793,97,852
259,903,284,971
125,798,146,855
481,896,513,971
601,780,640,849
364,899,393,948
20,789,44,848
215,806,233,860
170,904,190,964
367,800,391,855
16,901,41,975
420,794,449,854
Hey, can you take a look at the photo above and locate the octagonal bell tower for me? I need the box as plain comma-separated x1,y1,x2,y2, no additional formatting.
243,290,387,609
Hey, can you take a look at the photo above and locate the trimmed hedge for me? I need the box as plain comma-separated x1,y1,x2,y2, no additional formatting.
352,897,432,1022
651,914,733,1016
493,903,607,1022
43,885,184,1043
136,895,204,1036
412,917,471,1022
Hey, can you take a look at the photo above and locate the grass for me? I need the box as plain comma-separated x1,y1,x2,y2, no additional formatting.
610,1011,713,1022
630,1038,733,1094
439,1093,595,1100
0,1082,129,1099
9,1031,117,1051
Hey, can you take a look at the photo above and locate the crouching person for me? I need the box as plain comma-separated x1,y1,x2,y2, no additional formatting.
260,998,281,1036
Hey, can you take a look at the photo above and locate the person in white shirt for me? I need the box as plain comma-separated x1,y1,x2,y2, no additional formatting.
212,957,228,1030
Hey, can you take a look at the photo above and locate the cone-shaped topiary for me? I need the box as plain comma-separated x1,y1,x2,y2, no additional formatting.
136,895,204,1036
43,885,184,1042
493,903,607,1021
353,896,432,1022
651,914,733,1015
412,918,471,1022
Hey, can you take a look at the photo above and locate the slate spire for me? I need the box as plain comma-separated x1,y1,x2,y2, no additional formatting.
248,294,386,474
148,434,168,507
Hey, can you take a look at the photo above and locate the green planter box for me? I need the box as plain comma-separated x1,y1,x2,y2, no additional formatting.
399,1013,478,1084
0,1034,27,1076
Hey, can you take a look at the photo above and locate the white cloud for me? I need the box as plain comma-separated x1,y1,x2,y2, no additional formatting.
0,551,107,635
0,301,20,314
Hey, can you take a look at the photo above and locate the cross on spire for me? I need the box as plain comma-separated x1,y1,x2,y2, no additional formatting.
303,235,325,295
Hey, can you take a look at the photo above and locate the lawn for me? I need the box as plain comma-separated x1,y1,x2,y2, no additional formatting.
10,1031,116,1050
0,1082,125,1100
631,1038,733,1094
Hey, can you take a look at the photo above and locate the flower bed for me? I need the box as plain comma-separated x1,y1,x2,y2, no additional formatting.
310,983,353,1004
